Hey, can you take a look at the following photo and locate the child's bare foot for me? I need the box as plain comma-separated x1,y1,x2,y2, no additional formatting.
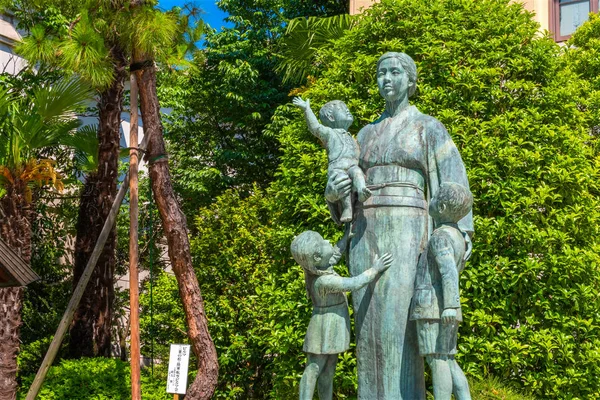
358,187,372,202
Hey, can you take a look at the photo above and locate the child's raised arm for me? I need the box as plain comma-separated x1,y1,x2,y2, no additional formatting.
293,97,330,144
317,253,393,294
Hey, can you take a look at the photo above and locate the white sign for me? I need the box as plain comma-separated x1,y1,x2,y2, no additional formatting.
166,344,191,394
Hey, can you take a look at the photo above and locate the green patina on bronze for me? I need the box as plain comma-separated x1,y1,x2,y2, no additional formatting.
293,52,474,399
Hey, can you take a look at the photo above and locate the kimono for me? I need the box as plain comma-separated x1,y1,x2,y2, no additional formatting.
328,105,473,399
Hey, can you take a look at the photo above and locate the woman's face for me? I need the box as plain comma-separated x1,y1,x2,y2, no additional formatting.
377,57,410,102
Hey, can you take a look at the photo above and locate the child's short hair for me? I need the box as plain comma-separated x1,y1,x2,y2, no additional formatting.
291,231,323,267
319,100,345,123
435,183,473,222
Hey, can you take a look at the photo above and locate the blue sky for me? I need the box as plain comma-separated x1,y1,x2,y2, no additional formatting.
158,0,231,31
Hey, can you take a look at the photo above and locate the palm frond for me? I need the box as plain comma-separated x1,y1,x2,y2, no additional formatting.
0,87,18,168
20,159,65,202
277,14,356,85
32,78,92,121
130,7,178,60
59,13,115,88
15,25,59,65
62,124,99,173
0,77,89,176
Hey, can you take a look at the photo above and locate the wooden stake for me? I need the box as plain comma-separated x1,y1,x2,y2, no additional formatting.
129,73,141,400
25,135,148,400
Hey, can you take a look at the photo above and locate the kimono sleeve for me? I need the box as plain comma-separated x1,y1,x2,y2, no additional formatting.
426,118,474,237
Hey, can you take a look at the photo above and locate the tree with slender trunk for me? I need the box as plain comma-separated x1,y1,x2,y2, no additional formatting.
128,3,219,397
135,60,219,399
0,79,91,400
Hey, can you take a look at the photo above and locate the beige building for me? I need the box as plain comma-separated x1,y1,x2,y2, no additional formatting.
0,14,26,74
349,0,600,42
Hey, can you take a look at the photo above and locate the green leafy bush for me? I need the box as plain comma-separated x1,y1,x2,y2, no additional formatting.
18,358,171,399
467,377,534,400
565,13,600,135
19,358,128,399
18,197,77,379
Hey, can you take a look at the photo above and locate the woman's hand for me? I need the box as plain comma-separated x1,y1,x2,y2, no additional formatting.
325,171,352,202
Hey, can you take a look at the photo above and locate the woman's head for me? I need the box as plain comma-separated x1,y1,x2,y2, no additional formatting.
376,52,417,100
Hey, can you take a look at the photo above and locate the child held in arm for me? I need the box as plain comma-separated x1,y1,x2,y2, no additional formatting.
293,97,370,222
410,182,474,400
291,228,392,400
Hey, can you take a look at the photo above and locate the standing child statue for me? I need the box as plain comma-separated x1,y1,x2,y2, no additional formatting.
291,229,393,400
410,182,473,400
293,97,370,222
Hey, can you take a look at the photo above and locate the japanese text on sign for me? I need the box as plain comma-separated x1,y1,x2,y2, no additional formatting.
166,344,191,394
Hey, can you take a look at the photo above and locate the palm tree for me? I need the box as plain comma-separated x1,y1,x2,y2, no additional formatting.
0,78,91,400
16,2,219,396
16,7,131,356
277,14,356,84
15,1,207,360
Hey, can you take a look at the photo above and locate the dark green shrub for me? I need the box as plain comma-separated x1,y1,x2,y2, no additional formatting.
19,358,128,399
18,358,171,399
467,377,535,400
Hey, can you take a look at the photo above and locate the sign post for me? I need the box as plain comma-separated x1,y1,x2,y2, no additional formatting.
167,344,191,397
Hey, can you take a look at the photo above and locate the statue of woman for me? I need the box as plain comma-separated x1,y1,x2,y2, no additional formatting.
325,52,473,399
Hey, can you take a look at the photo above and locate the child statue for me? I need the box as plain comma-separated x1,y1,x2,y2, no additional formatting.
410,182,473,400
291,228,392,400
293,97,370,222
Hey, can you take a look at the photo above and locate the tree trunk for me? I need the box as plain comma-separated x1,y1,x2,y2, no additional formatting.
69,45,127,358
0,181,31,400
134,59,219,399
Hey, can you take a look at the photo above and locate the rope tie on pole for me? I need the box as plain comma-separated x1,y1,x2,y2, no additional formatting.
148,154,168,165
130,60,154,72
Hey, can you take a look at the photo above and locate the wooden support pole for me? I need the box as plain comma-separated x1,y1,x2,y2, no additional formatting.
25,135,149,400
129,73,141,400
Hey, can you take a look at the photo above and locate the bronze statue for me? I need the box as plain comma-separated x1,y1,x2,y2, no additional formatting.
324,52,473,399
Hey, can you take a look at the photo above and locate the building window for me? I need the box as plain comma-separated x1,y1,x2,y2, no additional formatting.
552,0,600,41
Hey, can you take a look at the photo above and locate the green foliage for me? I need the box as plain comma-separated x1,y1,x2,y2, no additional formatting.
568,13,600,89
18,197,77,378
11,0,198,89
217,0,347,33
162,30,286,213
184,0,600,398
61,125,99,173
18,358,171,399
162,0,347,215
18,358,128,400
0,76,91,172
468,377,535,400
277,14,356,84
139,271,187,363
565,13,600,137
